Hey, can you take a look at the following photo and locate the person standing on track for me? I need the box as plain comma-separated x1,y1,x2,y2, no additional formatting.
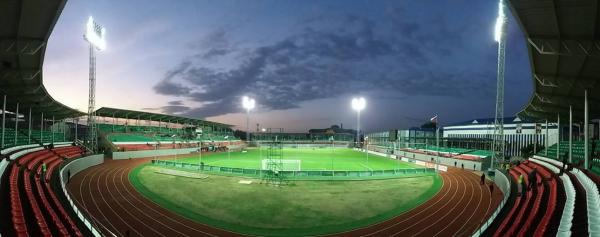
489,182,494,194
461,163,464,170
480,173,485,185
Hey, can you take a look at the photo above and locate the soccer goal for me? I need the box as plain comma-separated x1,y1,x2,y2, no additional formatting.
261,159,301,171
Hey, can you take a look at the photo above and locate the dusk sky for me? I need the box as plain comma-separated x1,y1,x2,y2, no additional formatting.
43,0,532,132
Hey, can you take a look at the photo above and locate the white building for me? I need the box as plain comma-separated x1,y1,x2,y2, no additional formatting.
443,117,558,157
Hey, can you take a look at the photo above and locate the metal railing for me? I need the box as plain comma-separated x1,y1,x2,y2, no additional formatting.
151,159,436,181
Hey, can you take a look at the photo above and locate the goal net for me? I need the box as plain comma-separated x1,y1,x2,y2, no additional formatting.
261,159,301,171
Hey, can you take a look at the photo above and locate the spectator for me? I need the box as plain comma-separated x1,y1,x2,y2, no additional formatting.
528,168,538,191
480,173,485,185
562,152,568,174
41,162,47,183
519,174,526,197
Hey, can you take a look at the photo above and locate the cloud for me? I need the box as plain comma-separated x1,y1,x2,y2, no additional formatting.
168,100,183,105
153,12,494,118
161,105,191,114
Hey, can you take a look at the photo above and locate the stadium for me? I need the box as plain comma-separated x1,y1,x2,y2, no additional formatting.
0,0,599,237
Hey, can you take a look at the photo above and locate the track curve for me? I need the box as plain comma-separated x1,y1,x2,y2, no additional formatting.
68,158,502,237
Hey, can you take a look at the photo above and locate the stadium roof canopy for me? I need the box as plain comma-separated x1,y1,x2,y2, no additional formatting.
0,0,85,120
508,0,600,122
95,107,233,128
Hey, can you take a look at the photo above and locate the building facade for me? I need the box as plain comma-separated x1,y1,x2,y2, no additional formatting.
443,117,558,157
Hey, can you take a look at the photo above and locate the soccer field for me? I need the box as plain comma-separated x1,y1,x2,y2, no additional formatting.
171,147,421,171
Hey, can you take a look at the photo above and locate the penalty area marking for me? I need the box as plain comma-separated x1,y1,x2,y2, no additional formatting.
155,168,209,179
360,163,373,171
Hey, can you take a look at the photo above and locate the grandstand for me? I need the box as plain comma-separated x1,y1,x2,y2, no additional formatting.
2,0,599,236
92,107,240,152
475,0,600,236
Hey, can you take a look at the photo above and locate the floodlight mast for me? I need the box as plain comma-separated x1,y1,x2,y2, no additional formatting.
242,96,255,143
491,0,507,171
351,97,366,148
83,16,106,153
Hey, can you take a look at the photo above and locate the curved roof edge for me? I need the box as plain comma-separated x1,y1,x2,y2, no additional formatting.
508,0,600,122
95,107,233,128
0,0,85,120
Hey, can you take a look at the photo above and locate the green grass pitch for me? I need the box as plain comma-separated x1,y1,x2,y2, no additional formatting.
170,147,421,171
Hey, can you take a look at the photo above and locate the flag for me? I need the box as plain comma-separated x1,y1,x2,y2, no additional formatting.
430,115,438,123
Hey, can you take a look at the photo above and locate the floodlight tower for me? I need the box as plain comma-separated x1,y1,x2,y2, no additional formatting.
242,96,255,143
84,16,106,153
491,0,507,170
351,97,366,148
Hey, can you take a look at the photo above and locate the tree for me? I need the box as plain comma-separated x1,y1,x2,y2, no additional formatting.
520,143,545,158
421,122,437,129
233,130,247,140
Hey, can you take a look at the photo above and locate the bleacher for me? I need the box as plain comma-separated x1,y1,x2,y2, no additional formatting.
1,128,67,149
400,145,491,161
537,140,600,176
98,122,239,152
3,145,87,237
490,154,600,236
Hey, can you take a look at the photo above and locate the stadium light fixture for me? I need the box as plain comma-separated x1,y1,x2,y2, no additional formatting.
84,16,106,51
494,0,506,43
351,97,366,149
242,96,256,111
351,97,366,111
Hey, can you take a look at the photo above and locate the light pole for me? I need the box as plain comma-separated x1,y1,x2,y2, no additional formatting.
242,96,255,144
225,136,230,159
84,16,106,153
351,97,366,149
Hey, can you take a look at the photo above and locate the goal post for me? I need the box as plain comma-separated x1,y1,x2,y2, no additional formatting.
261,159,301,171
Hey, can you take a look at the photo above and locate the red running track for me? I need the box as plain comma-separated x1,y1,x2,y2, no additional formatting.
68,158,502,237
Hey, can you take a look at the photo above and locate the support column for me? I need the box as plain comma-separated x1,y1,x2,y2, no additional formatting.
40,113,44,144
62,119,66,142
52,116,55,144
75,118,78,141
14,103,19,146
1,95,6,148
534,123,537,155
584,90,589,169
28,108,32,144
557,114,560,160
112,113,115,132
545,120,549,156
569,106,573,163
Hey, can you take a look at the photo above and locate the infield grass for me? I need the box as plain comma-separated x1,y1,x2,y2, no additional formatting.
130,164,442,236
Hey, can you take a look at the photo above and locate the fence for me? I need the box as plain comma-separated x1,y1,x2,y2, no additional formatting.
151,159,436,181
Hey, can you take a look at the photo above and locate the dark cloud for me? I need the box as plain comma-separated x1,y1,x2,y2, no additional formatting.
161,105,191,114
153,12,495,118
168,100,183,105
